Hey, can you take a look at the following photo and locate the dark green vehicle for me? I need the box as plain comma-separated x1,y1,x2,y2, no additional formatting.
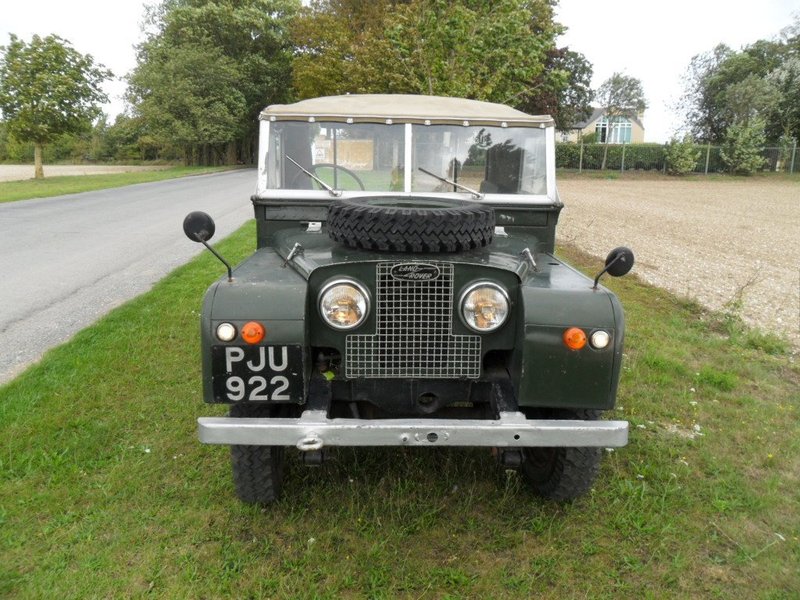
184,94,634,505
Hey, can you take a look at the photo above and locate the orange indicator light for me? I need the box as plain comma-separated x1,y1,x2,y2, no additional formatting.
241,321,265,345
563,327,587,351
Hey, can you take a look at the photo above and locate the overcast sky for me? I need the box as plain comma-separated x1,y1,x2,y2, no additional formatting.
2,0,798,143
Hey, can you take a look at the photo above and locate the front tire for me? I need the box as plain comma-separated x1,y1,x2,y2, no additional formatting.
230,444,284,505
520,409,602,501
229,404,285,505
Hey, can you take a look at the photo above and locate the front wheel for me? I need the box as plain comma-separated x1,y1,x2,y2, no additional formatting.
520,409,602,501
230,444,284,505
229,404,285,505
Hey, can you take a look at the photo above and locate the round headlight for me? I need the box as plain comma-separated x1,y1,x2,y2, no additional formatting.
319,280,369,330
460,283,509,332
216,322,237,342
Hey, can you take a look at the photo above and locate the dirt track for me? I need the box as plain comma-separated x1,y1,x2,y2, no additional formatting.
557,175,800,350
0,164,164,182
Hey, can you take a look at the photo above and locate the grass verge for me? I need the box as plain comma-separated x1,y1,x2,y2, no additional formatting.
1,226,798,598
0,166,234,203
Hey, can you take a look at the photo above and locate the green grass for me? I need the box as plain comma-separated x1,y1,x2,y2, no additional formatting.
1,227,798,598
0,166,234,203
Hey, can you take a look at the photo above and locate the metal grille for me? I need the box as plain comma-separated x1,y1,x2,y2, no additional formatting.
346,262,481,379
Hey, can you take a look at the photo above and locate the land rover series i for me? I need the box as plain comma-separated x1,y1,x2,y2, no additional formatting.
184,94,634,504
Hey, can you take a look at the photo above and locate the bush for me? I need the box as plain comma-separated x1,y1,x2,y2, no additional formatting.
665,135,701,175
721,119,767,175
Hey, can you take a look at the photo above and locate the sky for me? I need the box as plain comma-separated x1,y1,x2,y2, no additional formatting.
1,0,798,143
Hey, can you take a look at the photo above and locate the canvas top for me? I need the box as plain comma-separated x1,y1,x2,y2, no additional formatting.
260,94,553,128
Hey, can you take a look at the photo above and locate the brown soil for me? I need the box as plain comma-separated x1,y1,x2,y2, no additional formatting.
557,175,800,350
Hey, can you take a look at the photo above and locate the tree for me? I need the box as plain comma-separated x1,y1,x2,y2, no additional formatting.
679,31,799,144
127,0,298,165
767,56,800,141
720,118,767,175
665,134,701,175
594,73,647,170
677,44,734,143
128,42,248,164
292,0,566,110
0,34,112,178
522,47,594,131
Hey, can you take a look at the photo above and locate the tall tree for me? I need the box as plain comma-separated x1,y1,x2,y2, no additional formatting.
128,0,299,165
679,32,798,144
678,44,733,143
594,73,647,169
0,34,111,178
292,0,565,109
523,47,594,131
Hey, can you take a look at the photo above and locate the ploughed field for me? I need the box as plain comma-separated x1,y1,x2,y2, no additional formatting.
558,175,800,350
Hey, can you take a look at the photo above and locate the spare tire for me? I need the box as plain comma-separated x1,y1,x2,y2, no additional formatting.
327,197,495,253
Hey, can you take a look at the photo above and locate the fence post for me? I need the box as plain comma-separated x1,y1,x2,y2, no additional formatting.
791,138,797,175
704,142,711,175
663,143,668,174
578,139,584,174
621,142,626,173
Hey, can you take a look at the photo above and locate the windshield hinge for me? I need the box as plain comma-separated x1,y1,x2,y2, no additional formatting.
282,242,304,267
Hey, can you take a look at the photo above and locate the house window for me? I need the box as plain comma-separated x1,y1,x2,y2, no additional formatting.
595,116,632,144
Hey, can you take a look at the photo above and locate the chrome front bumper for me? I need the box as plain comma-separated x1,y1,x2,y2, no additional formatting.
198,410,629,450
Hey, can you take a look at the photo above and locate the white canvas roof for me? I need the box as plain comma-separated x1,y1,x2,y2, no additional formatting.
260,94,553,128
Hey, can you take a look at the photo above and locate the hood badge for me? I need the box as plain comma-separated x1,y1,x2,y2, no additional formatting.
390,263,440,282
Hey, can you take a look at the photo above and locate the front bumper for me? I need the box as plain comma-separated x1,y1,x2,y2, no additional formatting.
198,410,629,450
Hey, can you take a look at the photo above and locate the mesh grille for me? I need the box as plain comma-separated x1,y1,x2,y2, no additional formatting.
346,263,481,379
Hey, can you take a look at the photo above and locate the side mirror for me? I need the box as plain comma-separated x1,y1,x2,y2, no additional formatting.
604,246,635,277
183,211,232,282
183,211,216,243
593,246,634,289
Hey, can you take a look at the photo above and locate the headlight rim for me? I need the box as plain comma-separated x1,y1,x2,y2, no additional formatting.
318,278,371,331
459,281,510,333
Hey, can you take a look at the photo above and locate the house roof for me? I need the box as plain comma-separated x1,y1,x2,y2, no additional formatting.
573,107,644,130
260,94,554,128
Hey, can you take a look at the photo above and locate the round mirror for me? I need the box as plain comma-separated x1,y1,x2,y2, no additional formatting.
183,211,216,243
605,246,635,277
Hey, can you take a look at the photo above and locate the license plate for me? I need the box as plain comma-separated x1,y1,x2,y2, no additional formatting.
212,345,303,402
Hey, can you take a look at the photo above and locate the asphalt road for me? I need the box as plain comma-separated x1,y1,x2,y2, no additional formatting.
0,169,256,384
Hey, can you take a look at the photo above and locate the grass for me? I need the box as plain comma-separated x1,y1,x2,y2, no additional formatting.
0,166,234,203
1,225,798,598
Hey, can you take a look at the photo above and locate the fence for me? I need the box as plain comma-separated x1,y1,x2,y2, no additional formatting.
556,141,799,174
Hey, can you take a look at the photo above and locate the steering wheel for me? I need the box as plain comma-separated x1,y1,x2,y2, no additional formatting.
289,163,366,191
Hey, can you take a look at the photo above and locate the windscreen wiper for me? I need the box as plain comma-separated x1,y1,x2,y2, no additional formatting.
417,167,482,200
286,156,341,197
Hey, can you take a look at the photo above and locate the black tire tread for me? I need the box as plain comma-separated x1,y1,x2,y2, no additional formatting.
520,408,603,501
230,444,283,505
327,198,495,253
228,403,284,505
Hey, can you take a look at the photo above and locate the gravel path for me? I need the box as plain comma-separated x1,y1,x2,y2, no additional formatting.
0,164,164,182
557,176,800,350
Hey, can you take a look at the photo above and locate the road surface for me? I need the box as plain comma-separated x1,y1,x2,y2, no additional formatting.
0,170,256,384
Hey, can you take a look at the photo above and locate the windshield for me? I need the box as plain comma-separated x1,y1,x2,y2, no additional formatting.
412,125,546,195
265,121,547,195
267,122,405,192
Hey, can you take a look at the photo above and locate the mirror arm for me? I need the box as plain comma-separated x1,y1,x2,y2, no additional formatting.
198,237,233,282
592,254,623,290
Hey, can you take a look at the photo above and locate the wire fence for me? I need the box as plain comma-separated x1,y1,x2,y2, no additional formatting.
556,141,799,174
